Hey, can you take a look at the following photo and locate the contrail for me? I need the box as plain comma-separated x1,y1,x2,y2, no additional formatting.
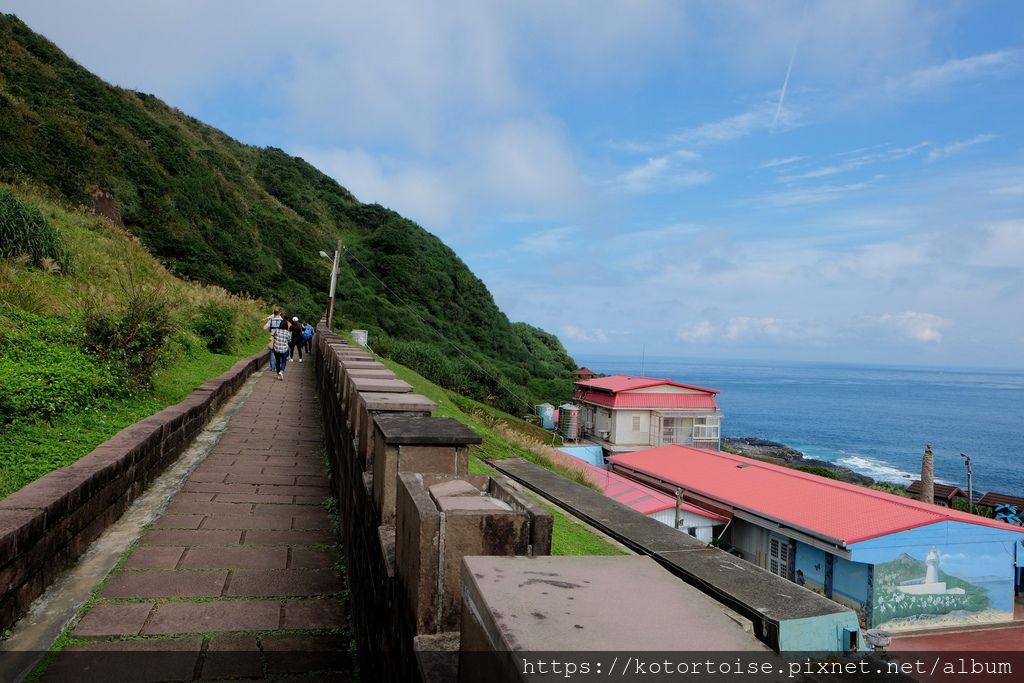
771,32,800,134
772,2,808,134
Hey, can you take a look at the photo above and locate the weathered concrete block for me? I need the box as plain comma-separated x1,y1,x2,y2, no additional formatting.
353,392,437,471
371,415,479,525
458,556,771,682
395,473,536,635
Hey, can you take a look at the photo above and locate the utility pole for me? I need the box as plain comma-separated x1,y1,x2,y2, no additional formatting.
320,240,341,330
674,487,683,530
960,453,974,514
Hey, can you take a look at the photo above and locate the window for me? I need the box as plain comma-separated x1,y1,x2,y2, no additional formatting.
632,415,641,431
693,416,720,441
768,535,789,578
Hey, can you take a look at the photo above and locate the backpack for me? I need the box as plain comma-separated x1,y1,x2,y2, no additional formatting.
302,324,314,340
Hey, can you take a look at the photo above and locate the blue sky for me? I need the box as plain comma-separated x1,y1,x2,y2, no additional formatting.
9,1,1024,368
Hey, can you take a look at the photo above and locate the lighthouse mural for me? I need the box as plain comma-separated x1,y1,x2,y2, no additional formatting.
861,524,1018,630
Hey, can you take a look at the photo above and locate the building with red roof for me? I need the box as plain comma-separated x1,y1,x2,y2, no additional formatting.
573,367,599,380
608,445,1024,632
554,448,726,542
573,374,722,452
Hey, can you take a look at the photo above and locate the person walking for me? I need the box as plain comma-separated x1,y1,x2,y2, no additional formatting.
288,316,305,362
302,321,314,355
263,309,286,372
270,318,292,380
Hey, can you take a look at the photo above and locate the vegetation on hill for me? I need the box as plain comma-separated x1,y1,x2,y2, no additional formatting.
0,14,578,414
0,184,265,497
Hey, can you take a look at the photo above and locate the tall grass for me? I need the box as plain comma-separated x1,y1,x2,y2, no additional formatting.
0,187,69,270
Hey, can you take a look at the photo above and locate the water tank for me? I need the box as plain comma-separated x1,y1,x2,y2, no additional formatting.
536,403,555,429
559,403,580,440
351,330,368,347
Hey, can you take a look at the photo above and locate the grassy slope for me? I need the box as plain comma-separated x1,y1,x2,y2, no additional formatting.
0,185,266,497
375,354,624,556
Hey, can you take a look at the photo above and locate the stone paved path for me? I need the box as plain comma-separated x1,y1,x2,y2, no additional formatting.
43,354,354,681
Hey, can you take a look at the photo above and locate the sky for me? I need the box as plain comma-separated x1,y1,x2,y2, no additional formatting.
7,1,1024,368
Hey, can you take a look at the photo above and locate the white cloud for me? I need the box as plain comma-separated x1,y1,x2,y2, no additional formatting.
748,181,874,208
875,312,950,343
613,150,711,193
725,317,797,342
291,147,459,229
669,103,802,147
892,50,1020,94
761,155,807,169
927,134,997,162
780,143,929,181
678,321,715,342
563,325,609,343
516,226,578,254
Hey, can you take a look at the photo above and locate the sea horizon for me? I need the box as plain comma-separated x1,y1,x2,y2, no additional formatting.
575,354,1024,498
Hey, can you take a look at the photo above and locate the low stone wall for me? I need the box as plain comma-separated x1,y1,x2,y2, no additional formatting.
0,351,268,632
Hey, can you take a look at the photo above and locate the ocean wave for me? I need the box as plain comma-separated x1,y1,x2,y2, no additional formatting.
836,454,918,484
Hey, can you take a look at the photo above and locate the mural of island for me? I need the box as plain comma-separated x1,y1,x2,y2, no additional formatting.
872,547,1012,629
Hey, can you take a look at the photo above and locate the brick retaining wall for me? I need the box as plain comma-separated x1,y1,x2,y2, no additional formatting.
0,351,268,632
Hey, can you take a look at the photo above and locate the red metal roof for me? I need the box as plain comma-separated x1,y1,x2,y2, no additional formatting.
574,367,597,376
607,445,1024,546
552,450,726,521
576,390,718,410
575,374,719,395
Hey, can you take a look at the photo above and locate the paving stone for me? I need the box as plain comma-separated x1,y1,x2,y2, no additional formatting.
123,546,186,569
102,570,229,598
253,504,322,516
263,634,349,674
293,512,331,530
225,473,297,486
201,635,262,680
290,548,336,570
188,471,228,483
214,492,293,504
153,514,204,529
255,485,330,497
200,514,293,530
181,546,289,570
227,570,343,597
243,529,334,546
143,601,281,634
140,529,243,546
43,637,203,683
183,482,259,495
72,602,154,637
165,500,254,515
281,598,346,629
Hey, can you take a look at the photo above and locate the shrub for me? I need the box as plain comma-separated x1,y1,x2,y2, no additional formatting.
193,300,238,353
84,284,175,388
0,188,69,271
0,341,125,423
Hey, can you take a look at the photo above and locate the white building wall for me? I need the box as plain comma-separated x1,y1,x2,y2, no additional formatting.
612,410,651,445
648,509,721,544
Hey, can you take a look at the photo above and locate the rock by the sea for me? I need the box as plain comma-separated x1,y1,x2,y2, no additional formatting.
721,437,875,486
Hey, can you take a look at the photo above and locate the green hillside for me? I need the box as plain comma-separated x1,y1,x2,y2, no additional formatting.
0,14,577,414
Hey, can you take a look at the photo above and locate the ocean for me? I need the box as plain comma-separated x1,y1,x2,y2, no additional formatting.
576,355,1024,497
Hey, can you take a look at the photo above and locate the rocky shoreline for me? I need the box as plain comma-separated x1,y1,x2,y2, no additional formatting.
721,437,877,486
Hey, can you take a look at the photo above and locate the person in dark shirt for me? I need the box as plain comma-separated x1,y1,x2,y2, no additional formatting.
288,316,305,362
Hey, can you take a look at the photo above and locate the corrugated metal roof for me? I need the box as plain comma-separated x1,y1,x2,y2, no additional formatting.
575,374,719,395
608,445,1024,546
553,450,726,521
576,390,719,410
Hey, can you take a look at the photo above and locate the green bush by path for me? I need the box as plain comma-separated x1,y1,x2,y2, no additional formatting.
0,186,68,270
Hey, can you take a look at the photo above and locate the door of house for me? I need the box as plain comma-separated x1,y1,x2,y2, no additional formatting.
768,534,789,579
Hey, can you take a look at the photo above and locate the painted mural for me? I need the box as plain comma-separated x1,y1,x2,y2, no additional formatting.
849,521,1021,631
